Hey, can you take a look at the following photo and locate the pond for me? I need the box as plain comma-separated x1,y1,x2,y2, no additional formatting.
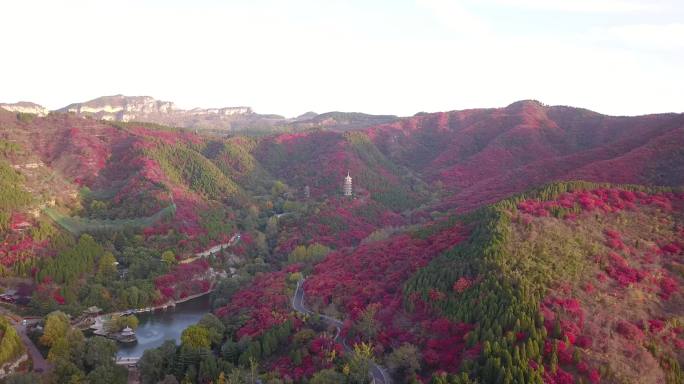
116,294,211,358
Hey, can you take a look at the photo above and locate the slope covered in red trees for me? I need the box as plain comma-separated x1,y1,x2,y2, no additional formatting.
275,196,404,253
2,101,684,382
0,110,125,186
399,183,683,383
154,259,212,302
303,223,472,374
0,110,251,253
255,130,425,211
366,101,684,211
4,101,682,252
214,266,300,339
512,187,684,384
0,226,49,268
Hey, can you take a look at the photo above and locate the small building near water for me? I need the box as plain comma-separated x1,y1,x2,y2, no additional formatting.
84,306,102,316
116,326,137,344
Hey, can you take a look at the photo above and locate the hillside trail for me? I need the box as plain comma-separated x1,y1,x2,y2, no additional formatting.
292,278,391,384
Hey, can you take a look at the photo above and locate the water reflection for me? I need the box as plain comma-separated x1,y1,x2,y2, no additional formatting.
116,294,211,358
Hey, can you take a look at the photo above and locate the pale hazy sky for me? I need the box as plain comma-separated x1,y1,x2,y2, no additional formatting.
1,0,682,117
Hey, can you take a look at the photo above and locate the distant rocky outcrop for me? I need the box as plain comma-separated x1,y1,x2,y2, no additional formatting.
59,95,177,119
0,102,49,117
56,95,268,132
2,95,400,133
54,95,400,133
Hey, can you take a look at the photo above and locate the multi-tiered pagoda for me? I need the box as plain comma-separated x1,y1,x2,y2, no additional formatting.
343,171,352,197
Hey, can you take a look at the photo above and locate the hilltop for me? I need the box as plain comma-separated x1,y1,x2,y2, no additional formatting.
0,100,681,383
368,100,684,210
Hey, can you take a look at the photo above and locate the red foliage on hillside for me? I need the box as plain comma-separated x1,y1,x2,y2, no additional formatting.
270,334,344,381
305,225,466,317
517,188,682,219
0,112,129,185
540,296,604,384
276,197,404,253
616,320,645,341
1,111,219,248
303,224,472,373
0,214,49,266
255,129,418,208
215,266,300,339
257,131,363,198
452,277,473,293
0,233,48,267
366,101,684,212
527,188,684,384
154,260,211,302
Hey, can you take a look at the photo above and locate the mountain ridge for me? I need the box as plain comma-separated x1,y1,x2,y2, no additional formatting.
8,95,682,136
0,98,682,383
1,95,403,133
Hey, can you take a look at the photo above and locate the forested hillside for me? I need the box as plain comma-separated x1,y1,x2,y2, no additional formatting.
405,182,683,383
0,102,682,383
368,100,684,211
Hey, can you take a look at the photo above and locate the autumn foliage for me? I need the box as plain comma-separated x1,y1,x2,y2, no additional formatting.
154,260,211,301
215,266,300,339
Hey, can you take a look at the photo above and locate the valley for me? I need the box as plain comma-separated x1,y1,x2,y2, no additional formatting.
0,99,681,384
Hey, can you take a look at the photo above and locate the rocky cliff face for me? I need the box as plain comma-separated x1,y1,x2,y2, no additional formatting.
56,95,261,130
59,95,175,119
0,102,49,117
54,95,400,133
2,95,399,133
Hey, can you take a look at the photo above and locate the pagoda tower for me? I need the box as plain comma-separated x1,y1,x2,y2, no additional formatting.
343,171,352,197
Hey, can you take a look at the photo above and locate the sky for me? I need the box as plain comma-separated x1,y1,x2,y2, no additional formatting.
1,0,682,117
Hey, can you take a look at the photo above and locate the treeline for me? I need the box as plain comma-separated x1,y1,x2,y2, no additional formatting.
404,181,682,383
405,190,553,382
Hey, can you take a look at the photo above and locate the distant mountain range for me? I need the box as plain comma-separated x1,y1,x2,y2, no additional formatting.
0,95,399,133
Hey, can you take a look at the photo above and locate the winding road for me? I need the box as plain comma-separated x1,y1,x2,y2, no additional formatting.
292,279,391,384
15,322,51,373
0,307,51,374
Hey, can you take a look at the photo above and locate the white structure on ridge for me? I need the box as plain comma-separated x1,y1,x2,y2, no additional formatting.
343,171,353,197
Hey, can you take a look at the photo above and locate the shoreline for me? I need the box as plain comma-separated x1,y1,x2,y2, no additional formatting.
89,289,214,336
86,233,238,329
104,288,214,318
